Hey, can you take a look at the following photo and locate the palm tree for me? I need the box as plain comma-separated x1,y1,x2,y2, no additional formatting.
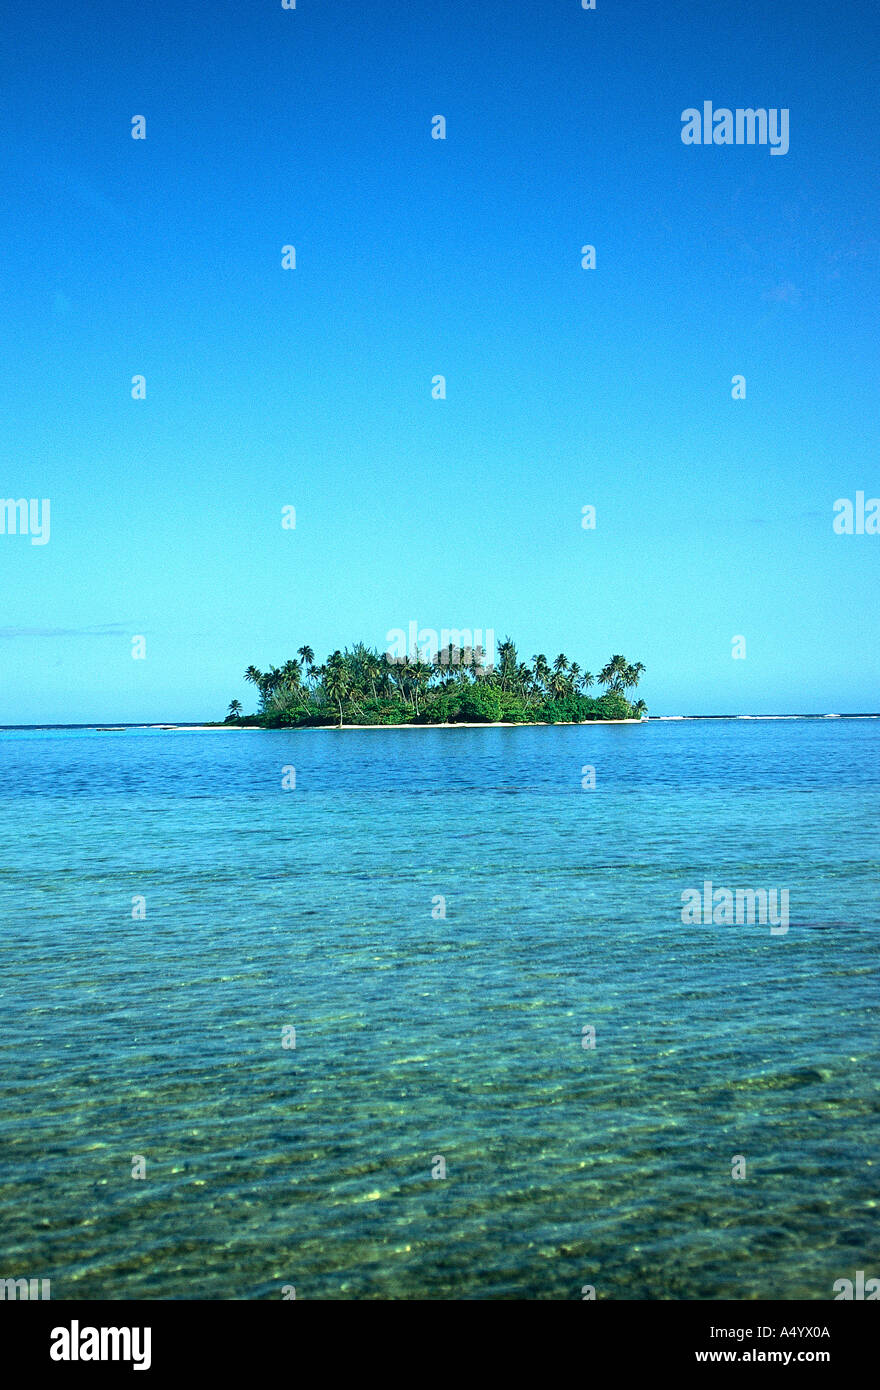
632,699,648,719
323,652,350,727
364,652,380,701
312,662,327,705
386,653,408,705
226,699,242,721
344,642,381,703
297,647,315,698
550,668,568,700
412,658,431,716
274,658,312,718
439,641,459,673
516,662,535,703
599,654,630,694
532,654,550,695
497,637,517,691
256,665,282,712
623,661,646,692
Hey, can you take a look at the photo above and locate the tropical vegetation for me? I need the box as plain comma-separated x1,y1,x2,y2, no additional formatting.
224,641,647,726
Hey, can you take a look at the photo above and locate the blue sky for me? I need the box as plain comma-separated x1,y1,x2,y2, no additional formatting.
1,0,878,721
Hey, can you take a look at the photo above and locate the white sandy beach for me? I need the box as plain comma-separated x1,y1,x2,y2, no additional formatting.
155,719,644,730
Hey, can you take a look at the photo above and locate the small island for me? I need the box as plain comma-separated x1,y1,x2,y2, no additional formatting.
224,641,647,727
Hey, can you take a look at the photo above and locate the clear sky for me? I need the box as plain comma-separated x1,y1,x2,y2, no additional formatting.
1,0,878,721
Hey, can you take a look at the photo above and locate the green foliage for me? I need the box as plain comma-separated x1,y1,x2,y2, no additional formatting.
595,691,634,720
498,692,541,723
456,684,504,723
234,641,646,727
541,695,596,722
343,700,408,726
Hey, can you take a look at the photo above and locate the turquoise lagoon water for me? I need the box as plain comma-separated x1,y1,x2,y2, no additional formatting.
0,719,877,1300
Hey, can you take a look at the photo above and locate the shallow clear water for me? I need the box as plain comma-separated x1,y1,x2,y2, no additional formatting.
0,720,877,1299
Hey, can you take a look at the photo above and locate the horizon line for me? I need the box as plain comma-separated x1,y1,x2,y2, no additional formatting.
1,713,879,731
